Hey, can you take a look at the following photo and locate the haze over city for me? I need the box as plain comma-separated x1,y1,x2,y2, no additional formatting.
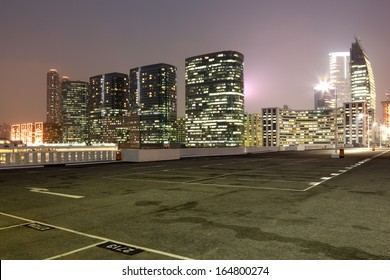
1,0,390,124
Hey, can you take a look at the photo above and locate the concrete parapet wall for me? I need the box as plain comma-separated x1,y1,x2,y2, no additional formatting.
121,149,180,162
180,147,246,158
245,147,279,153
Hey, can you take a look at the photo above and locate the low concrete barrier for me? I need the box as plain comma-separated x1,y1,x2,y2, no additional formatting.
121,149,181,162
180,147,246,158
0,150,116,168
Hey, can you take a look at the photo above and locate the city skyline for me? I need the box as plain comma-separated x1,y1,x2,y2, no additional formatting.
1,0,390,124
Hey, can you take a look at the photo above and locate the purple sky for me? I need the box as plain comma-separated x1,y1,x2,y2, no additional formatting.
1,0,390,124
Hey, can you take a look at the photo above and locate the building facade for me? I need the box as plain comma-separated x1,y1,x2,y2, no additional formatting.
262,107,343,147
329,52,351,105
0,123,11,140
381,93,390,143
88,73,130,143
10,122,60,144
243,113,262,147
185,50,245,147
62,80,89,143
129,64,177,149
382,93,390,128
173,117,186,147
46,69,62,126
350,38,376,118
343,102,368,146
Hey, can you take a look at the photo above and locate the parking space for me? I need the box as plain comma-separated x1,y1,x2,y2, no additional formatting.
1,148,389,260
0,212,190,260
103,151,377,192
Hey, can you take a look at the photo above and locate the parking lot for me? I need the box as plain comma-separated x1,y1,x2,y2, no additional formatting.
1,148,389,259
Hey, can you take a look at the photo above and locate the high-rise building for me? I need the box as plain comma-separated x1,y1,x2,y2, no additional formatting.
46,69,62,125
88,72,130,143
350,37,376,118
62,80,89,143
129,63,177,149
185,50,244,147
329,52,350,105
243,113,262,147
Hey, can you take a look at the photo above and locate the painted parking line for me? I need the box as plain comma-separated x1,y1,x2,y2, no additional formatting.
28,187,84,199
106,177,305,192
0,223,29,231
0,211,193,260
304,151,389,191
46,241,107,260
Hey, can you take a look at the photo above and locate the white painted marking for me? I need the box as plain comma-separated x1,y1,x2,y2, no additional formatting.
105,177,303,192
338,170,347,173
0,223,29,231
28,188,84,199
46,241,107,260
331,173,340,176
0,211,192,260
304,150,389,191
321,177,332,180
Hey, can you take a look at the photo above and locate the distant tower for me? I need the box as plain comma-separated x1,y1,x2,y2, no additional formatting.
185,50,245,147
61,80,89,143
329,52,350,105
350,37,376,118
46,69,62,125
129,63,177,148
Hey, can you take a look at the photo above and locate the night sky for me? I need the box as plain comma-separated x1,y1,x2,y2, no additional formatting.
1,0,390,124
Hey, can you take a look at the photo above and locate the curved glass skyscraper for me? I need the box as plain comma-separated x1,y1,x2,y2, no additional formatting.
350,37,376,116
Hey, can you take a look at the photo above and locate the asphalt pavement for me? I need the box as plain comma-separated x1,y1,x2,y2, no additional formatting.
0,148,389,260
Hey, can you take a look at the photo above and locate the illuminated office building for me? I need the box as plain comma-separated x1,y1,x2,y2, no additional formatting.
173,117,186,147
243,113,262,147
329,52,350,105
88,73,130,143
185,50,244,147
343,102,367,146
350,38,376,118
62,80,89,143
129,64,177,149
262,108,343,147
47,69,62,125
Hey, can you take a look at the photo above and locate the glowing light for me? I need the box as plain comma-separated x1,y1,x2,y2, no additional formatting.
314,80,335,92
